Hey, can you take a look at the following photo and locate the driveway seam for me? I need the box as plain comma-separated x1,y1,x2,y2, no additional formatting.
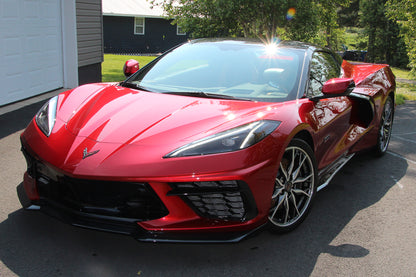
387,150,416,166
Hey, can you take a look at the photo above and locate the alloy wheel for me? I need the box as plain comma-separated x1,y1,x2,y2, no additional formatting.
269,140,316,231
379,97,394,153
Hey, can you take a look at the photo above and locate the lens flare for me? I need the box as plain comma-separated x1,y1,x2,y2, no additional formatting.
286,8,296,20
264,42,278,56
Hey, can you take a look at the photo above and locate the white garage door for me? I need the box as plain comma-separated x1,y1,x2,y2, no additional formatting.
0,0,64,106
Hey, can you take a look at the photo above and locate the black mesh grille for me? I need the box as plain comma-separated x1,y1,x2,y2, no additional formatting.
187,192,246,219
26,155,168,221
168,181,257,221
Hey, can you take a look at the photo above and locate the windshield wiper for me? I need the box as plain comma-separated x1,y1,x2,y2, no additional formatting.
119,82,152,92
163,91,253,101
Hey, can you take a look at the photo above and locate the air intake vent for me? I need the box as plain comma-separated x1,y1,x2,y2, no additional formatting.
168,181,257,221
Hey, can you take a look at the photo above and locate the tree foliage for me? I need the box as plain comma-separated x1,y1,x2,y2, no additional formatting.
153,0,326,41
359,0,409,68
386,0,416,77
315,0,350,49
337,0,360,27
151,0,412,71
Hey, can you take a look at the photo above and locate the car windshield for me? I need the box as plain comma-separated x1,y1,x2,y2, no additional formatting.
124,40,305,102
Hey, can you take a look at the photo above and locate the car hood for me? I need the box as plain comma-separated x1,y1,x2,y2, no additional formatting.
60,84,284,147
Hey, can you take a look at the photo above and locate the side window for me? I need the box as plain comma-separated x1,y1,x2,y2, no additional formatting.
134,17,145,35
177,25,186,35
308,52,341,97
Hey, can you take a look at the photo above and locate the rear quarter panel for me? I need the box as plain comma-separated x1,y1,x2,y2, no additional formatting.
342,60,396,152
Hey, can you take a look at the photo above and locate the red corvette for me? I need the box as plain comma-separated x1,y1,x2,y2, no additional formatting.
17,39,395,242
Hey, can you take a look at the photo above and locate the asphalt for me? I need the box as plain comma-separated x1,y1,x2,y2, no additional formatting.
0,96,415,277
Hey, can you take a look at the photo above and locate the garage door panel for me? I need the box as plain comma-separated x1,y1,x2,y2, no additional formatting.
2,0,19,18
0,0,64,106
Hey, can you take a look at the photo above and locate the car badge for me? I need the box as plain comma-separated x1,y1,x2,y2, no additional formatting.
82,148,100,159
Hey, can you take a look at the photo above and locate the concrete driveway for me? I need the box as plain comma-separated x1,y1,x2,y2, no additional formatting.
0,99,415,277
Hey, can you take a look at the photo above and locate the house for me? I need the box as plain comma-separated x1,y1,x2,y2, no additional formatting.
102,0,189,54
0,0,103,107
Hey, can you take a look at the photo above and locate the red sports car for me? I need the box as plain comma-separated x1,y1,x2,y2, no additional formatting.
17,39,395,242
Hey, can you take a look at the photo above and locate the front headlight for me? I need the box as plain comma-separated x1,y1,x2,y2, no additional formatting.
35,95,58,137
164,120,280,158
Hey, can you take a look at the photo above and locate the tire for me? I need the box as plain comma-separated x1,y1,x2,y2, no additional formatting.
268,138,317,233
373,96,394,157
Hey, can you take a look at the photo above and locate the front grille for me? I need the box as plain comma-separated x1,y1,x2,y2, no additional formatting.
37,175,168,221
168,181,257,222
21,147,168,221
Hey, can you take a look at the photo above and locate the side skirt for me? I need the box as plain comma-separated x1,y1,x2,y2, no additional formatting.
317,153,355,192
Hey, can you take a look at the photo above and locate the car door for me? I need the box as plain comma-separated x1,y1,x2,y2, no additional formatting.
306,51,353,170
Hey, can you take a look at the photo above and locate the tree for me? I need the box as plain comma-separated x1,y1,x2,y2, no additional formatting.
360,0,408,67
152,0,321,41
337,0,360,27
315,0,350,49
152,0,241,38
386,0,416,77
284,0,320,42
360,0,386,62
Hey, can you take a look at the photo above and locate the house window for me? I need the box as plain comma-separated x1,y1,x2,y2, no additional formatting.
134,17,145,35
177,25,186,35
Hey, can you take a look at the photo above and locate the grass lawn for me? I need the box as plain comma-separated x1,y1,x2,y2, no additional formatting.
101,54,416,104
391,67,413,79
395,82,416,104
101,54,157,83
391,67,416,104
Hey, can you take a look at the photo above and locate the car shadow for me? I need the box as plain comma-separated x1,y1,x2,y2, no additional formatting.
0,151,407,276
0,101,45,139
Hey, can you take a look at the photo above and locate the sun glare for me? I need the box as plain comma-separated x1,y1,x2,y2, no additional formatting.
264,42,279,56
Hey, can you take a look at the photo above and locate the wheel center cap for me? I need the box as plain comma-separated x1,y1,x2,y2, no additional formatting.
285,181,293,192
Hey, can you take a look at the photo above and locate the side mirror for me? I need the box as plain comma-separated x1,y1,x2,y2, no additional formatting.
322,78,355,95
123,59,140,77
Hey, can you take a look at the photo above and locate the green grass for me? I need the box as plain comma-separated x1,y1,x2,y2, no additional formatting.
391,67,416,104
102,54,157,82
343,27,367,50
395,82,416,104
391,67,413,79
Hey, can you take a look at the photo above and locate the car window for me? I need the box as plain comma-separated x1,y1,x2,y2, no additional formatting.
307,51,341,97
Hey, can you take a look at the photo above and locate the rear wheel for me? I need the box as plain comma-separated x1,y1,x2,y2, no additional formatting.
269,139,317,233
374,96,394,156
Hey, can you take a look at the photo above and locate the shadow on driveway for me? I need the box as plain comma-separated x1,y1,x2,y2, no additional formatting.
0,152,407,276
0,101,45,139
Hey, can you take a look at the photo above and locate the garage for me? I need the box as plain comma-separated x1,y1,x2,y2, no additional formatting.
0,0,65,106
0,0,102,107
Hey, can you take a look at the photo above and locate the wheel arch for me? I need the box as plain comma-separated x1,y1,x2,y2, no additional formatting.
388,90,395,112
292,130,314,153
390,90,395,104
377,88,395,124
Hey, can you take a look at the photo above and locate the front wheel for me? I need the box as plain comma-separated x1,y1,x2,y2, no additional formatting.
268,139,317,233
374,96,394,157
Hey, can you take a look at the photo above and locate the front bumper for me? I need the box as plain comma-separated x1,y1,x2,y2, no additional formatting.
18,182,264,243
19,143,267,242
